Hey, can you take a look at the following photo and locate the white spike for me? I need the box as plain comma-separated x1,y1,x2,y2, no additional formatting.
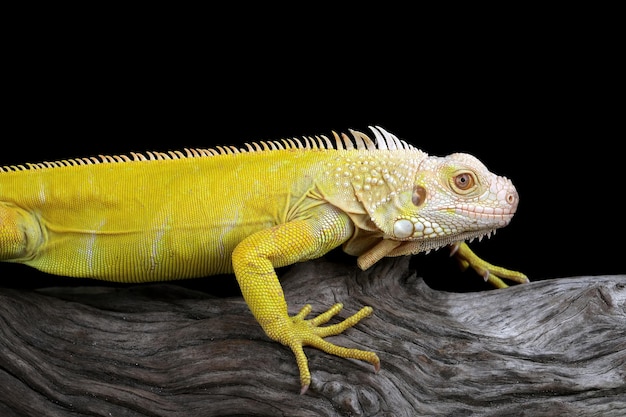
319,135,333,149
377,126,401,149
349,129,377,150
342,132,354,149
369,126,388,150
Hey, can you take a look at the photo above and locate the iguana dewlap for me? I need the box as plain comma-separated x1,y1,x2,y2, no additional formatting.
0,126,527,393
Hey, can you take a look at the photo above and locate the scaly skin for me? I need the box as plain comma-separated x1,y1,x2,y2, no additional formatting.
0,126,527,393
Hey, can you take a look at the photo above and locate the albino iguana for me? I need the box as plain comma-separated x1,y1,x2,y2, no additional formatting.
0,125,527,393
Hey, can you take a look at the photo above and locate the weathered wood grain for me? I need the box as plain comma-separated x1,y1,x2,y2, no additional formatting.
1,257,624,416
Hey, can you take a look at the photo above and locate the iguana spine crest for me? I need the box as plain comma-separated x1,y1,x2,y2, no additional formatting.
0,126,412,173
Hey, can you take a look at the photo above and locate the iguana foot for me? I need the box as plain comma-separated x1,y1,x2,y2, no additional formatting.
267,303,380,394
450,242,529,289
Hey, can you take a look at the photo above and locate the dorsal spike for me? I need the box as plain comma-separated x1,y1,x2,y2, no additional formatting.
349,129,377,150
1,127,417,173
183,148,197,158
318,135,333,149
282,138,296,149
302,136,315,149
341,132,355,150
371,125,401,150
331,131,351,150
306,137,315,148
369,127,388,150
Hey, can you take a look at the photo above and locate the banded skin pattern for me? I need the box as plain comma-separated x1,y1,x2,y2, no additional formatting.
0,126,527,393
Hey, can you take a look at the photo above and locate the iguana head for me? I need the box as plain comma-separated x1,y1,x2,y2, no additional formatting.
373,152,519,248
336,127,519,264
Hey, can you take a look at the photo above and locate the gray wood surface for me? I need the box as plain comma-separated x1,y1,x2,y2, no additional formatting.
1,257,624,416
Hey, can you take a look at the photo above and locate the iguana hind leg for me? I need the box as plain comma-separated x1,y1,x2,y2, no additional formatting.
0,203,38,261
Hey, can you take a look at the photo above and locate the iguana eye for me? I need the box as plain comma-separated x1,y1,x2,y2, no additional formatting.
453,172,475,190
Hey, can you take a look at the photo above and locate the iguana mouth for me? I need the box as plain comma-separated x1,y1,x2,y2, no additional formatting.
449,205,517,221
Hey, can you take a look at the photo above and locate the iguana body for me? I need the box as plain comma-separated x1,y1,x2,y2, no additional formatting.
0,126,527,393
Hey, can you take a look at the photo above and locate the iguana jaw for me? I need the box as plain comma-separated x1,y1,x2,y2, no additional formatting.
389,203,516,241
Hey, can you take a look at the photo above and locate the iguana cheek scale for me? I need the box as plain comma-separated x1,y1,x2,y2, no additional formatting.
0,126,527,394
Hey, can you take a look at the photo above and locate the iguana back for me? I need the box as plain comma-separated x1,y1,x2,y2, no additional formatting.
0,143,354,281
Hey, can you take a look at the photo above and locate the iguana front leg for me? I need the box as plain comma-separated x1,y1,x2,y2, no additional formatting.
450,242,529,288
354,237,528,289
231,205,380,394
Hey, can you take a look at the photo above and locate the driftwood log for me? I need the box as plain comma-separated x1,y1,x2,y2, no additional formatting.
1,257,624,417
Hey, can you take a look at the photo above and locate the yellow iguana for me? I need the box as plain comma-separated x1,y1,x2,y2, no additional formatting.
0,125,528,394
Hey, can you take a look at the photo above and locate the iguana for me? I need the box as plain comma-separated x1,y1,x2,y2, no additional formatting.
0,125,527,394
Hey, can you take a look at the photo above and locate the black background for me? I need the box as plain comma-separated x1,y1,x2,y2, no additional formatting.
2,12,622,293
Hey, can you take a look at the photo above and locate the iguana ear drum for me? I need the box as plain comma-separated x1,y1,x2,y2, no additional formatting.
412,185,426,207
